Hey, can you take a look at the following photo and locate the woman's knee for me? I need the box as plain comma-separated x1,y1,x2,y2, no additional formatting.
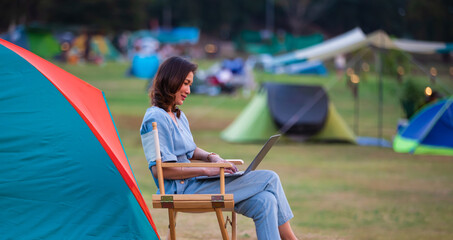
256,191,277,207
256,169,279,179
256,169,281,185
236,191,277,217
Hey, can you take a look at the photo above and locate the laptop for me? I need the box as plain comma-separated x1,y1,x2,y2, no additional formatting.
196,134,281,180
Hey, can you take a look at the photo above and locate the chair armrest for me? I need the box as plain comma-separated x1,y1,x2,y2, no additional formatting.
190,159,244,165
161,162,232,168
226,159,244,165
160,162,231,194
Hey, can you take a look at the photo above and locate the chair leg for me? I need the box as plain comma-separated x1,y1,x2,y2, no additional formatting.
168,209,176,240
232,211,237,240
215,208,229,240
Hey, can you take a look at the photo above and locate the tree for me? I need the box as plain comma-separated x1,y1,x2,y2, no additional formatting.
276,0,311,35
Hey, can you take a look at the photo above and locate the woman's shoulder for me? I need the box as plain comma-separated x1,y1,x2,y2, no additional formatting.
141,106,172,133
178,110,190,123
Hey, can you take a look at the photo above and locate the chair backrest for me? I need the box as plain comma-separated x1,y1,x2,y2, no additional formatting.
151,122,166,194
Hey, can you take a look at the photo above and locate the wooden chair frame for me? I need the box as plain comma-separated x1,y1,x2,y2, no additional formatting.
150,122,243,240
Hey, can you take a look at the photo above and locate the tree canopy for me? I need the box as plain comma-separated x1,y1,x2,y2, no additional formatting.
0,0,452,41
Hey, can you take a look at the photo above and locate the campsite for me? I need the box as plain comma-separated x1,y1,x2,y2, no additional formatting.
51,59,453,240
1,1,453,239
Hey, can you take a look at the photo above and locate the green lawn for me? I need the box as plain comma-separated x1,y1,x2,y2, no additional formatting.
58,61,453,240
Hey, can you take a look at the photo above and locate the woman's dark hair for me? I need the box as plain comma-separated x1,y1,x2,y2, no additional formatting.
150,56,197,117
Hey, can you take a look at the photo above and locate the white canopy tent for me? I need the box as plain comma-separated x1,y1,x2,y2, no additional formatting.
264,27,452,70
257,27,452,147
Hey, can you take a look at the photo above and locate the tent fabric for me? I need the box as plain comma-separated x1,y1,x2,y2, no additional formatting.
284,33,324,52
366,30,398,49
393,98,453,156
264,28,452,74
310,103,357,143
131,27,200,46
91,35,121,60
0,39,159,239
265,82,328,136
221,84,355,143
270,27,368,67
131,54,160,79
274,60,328,75
0,26,60,59
27,29,61,59
221,89,278,142
236,31,323,55
393,39,447,54
0,25,30,50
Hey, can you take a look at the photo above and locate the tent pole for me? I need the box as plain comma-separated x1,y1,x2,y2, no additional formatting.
354,82,359,135
375,47,384,147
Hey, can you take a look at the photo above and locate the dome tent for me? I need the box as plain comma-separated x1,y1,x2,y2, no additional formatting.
0,39,159,239
221,82,356,143
393,97,453,156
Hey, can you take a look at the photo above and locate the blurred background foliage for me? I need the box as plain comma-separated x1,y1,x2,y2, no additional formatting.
1,0,452,41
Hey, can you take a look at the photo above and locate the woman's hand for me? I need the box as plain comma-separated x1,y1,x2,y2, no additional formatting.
208,154,238,174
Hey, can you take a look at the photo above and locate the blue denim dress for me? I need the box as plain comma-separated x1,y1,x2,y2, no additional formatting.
141,107,294,239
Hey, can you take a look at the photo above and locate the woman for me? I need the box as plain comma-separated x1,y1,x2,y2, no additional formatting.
140,56,298,240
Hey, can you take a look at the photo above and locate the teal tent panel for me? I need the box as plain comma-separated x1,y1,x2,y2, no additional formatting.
0,45,158,239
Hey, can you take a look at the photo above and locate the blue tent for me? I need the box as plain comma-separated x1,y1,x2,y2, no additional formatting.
393,97,453,156
131,54,160,79
0,25,30,49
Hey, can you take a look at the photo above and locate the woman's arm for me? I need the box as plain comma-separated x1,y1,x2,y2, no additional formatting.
151,147,238,179
151,165,221,179
191,147,212,162
192,147,238,172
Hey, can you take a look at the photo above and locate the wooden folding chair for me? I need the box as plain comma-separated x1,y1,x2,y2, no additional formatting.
150,122,243,240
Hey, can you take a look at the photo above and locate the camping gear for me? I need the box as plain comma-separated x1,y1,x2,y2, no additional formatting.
0,25,60,59
91,35,121,61
221,83,356,143
266,83,328,136
273,60,328,75
26,28,61,59
0,39,159,239
235,30,323,55
129,27,200,47
393,98,453,156
131,54,160,79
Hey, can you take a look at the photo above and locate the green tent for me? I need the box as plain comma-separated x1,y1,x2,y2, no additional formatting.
221,84,356,143
27,29,61,59
221,89,277,142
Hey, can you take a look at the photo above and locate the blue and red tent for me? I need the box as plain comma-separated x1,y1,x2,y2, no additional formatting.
0,39,160,239
393,97,453,156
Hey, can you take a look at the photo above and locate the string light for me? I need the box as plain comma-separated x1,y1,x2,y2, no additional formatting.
346,67,354,76
425,86,432,96
61,42,70,51
350,74,360,84
204,44,217,54
361,62,370,72
397,66,404,75
430,67,437,77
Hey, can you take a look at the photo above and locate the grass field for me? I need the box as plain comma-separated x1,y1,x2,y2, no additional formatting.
58,60,453,240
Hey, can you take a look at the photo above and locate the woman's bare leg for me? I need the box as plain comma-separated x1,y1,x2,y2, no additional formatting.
279,221,298,240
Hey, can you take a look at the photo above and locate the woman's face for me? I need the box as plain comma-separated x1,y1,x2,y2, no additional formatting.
175,72,193,106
